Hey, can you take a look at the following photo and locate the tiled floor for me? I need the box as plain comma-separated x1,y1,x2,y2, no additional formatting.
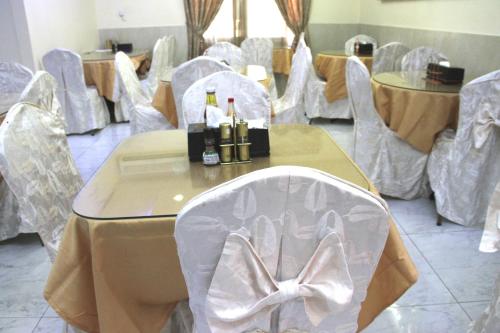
0,120,498,332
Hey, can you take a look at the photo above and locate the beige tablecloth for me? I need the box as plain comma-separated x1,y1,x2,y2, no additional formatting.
371,79,459,153
272,47,293,75
83,53,147,101
315,53,373,103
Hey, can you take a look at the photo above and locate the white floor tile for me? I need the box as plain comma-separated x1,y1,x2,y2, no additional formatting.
0,318,40,333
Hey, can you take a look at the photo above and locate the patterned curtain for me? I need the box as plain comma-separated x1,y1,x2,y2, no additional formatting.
184,0,225,59
274,0,312,49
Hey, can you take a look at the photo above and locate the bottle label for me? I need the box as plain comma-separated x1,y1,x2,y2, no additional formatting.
203,151,220,165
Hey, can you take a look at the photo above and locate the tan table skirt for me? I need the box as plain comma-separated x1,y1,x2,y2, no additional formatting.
44,186,417,333
83,54,147,101
371,79,459,153
315,53,373,103
273,48,293,75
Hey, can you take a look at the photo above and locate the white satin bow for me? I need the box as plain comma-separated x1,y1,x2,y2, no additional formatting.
473,102,500,149
205,232,354,332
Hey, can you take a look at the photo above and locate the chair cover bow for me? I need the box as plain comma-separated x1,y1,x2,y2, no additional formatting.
473,102,500,149
205,232,354,332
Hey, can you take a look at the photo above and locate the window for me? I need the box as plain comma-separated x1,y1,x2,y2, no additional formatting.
204,0,293,46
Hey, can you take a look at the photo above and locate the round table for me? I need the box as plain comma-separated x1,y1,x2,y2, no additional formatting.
371,71,463,153
315,50,373,103
81,49,148,101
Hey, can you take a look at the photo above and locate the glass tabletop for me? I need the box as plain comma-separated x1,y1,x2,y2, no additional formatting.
81,49,148,62
372,71,465,93
72,124,371,220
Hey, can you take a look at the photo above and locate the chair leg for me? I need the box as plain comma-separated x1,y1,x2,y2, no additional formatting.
37,233,44,246
436,214,443,226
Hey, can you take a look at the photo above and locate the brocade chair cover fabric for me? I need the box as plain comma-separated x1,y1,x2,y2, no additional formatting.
172,56,233,129
347,56,430,200
241,38,278,100
0,62,33,114
272,37,310,124
175,166,390,333
141,35,176,97
345,35,378,56
182,71,271,127
0,72,83,262
372,42,411,75
427,70,500,226
42,48,110,134
115,51,173,134
204,42,245,72
479,182,500,253
401,46,448,71
468,272,500,333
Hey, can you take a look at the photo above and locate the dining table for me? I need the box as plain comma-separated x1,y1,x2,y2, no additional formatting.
371,71,465,153
315,50,373,103
44,124,418,333
81,49,148,101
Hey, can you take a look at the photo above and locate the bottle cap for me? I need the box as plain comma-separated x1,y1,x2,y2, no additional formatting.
228,97,234,103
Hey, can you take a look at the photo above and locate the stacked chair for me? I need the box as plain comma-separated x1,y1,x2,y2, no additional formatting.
241,37,278,100
346,56,430,200
172,56,233,129
401,46,448,71
427,70,500,226
372,42,411,74
345,34,378,56
42,48,110,134
204,41,245,72
114,51,174,134
0,71,83,262
174,166,390,332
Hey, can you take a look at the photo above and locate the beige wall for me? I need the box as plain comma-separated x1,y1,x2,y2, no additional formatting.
23,0,99,69
310,0,360,24
359,0,500,36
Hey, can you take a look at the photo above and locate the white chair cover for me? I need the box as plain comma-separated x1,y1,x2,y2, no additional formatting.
175,166,390,333
345,35,378,56
241,37,278,100
204,42,245,72
115,51,173,134
141,35,177,97
427,70,500,226
347,56,430,200
182,71,271,127
0,62,33,114
0,72,83,262
272,37,310,124
42,48,110,134
401,46,448,71
479,182,500,253
172,56,233,129
372,42,411,75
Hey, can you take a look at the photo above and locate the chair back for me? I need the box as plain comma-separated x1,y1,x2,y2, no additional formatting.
372,42,410,74
204,42,245,72
345,35,378,56
172,56,233,128
281,37,311,107
0,62,33,113
401,46,448,71
182,71,271,127
42,48,96,133
145,35,177,92
115,51,151,107
175,166,390,333
0,72,83,262
241,38,273,74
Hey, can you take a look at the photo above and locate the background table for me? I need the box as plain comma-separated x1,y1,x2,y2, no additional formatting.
316,50,373,103
372,71,463,153
44,125,417,333
81,50,148,101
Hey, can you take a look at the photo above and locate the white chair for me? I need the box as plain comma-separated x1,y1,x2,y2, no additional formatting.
0,62,33,114
372,42,411,74
345,35,378,56
401,46,448,71
479,182,500,253
182,71,271,126
272,36,310,124
172,56,233,129
141,35,176,96
42,48,110,134
427,70,500,226
346,56,430,200
114,51,173,134
0,71,83,262
175,166,390,333
241,37,278,100
204,42,245,72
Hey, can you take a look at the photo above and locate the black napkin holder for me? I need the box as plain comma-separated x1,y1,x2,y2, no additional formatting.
357,43,373,56
427,63,465,84
188,123,270,162
117,43,133,53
